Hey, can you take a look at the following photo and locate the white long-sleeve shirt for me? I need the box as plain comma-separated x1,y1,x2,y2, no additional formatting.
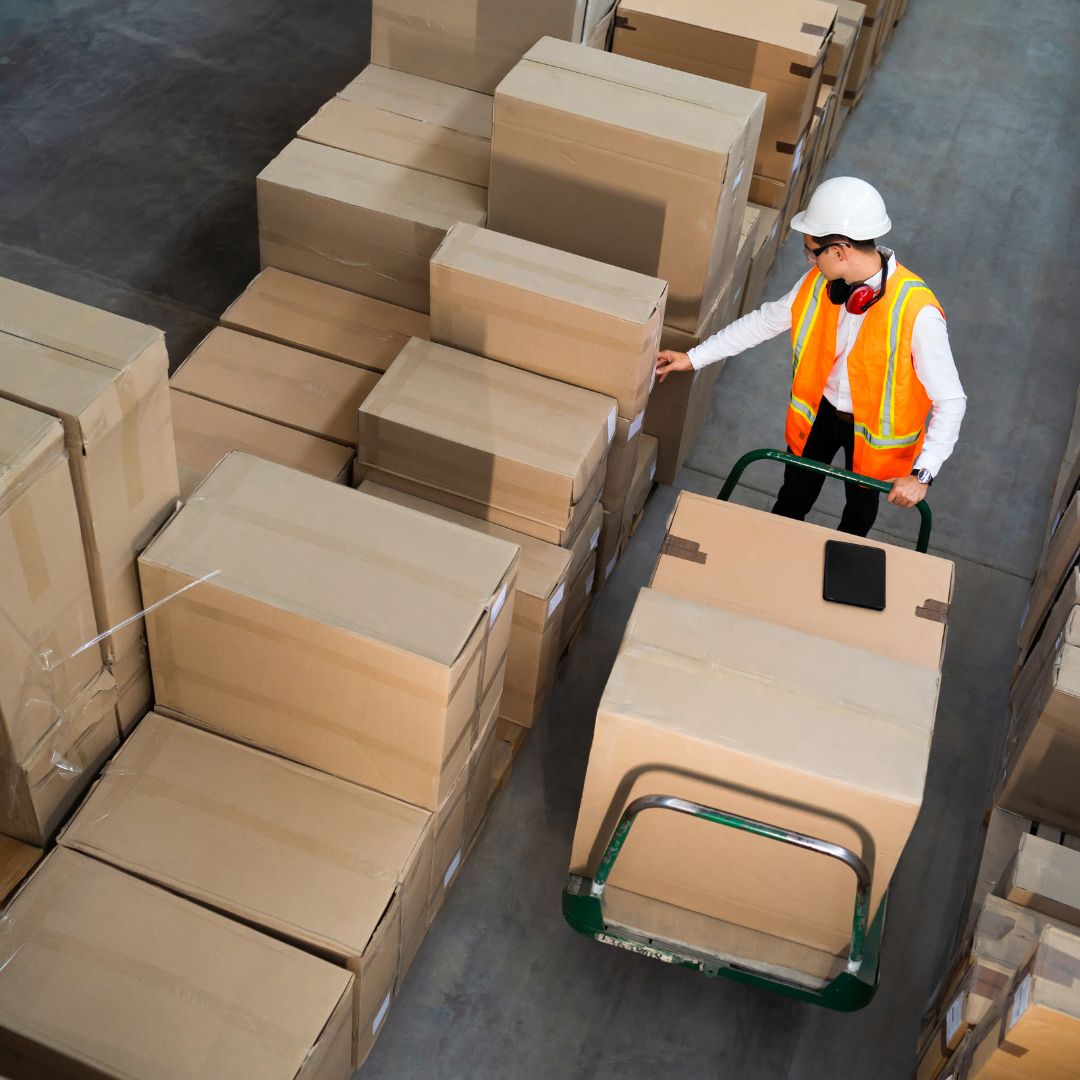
687,251,967,476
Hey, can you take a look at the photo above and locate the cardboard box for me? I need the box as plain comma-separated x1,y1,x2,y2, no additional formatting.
466,682,512,842
430,222,667,420
1000,643,1080,833
0,834,40,907
999,833,1080,926
139,452,518,810
371,0,591,94
257,138,487,312
0,400,102,761
1043,386,1080,553
651,493,955,670
0,669,119,846
741,204,784,314
60,712,432,1068
0,277,178,667
1020,489,1080,659
220,267,430,374
359,480,572,727
603,409,646,512
299,66,492,188
0,848,354,1080
562,551,599,651
823,1,865,94
621,432,659,541
111,636,152,734
171,389,353,501
827,103,852,157
570,587,938,955
489,38,764,333
612,0,835,182
357,339,616,544
843,0,888,104
171,327,380,447
1011,569,1078,723
644,358,723,485
593,507,623,593
963,926,1080,1079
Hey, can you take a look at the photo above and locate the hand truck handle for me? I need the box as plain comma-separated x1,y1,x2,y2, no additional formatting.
717,447,933,553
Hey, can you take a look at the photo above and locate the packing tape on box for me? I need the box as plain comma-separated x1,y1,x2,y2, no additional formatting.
801,22,831,36
837,15,862,28
916,598,951,624
659,533,706,564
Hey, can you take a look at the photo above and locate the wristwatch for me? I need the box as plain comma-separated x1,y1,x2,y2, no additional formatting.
911,467,934,486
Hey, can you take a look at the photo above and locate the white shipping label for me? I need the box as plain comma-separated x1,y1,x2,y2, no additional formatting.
1008,975,1032,1030
589,528,601,552
585,572,596,594
489,583,508,627
607,408,617,444
628,410,645,440
547,582,566,619
946,993,965,1043
732,164,745,191
792,137,806,175
443,848,463,889
372,993,391,1036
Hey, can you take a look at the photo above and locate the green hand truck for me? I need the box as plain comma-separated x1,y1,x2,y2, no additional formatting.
562,449,934,1011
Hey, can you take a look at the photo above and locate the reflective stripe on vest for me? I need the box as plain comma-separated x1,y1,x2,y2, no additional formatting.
881,277,933,438
792,274,828,375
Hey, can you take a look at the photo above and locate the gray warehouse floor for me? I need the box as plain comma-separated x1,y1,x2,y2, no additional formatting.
3,1,1080,1077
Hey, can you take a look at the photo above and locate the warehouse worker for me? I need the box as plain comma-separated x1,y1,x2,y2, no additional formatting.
655,177,966,536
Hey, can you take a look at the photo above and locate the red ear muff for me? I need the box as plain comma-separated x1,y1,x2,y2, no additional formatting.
824,255,890,314
844,283,879,315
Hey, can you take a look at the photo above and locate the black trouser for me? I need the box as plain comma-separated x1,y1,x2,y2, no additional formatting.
772,397,881,536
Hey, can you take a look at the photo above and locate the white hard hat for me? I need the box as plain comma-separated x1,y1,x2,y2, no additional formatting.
790,177,892,240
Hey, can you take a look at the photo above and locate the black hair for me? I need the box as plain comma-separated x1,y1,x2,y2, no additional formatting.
811,233,878,254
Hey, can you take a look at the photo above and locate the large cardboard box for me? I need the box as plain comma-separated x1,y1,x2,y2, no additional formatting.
0,834,40,907
300,66,492,188
1000,642,1080,833
0,278,178,676
359,480,572,727
171,389,353,501
60,713,432,1068
139,453,518,810
843,0,888,104
593,506,623,593
489,38,764,333
0,668,119,846
0,400,102,761
430,222,666,421
612,0,835,182
0,848,353,1080
171,328,380,447
962,926,1080,1079
257,139,487,312
220,267,429,375
822,0,864,151
999,833,1080,925
562,551,598,651
621,432,659,542
1011,569,1078,724
652,493,955,670
357,339,616,544
110,634,152,735
742,204,784,314
644,357,723,485
371,0,591,94
571,587,937,956
1019,489,1080,659
603,410,646,512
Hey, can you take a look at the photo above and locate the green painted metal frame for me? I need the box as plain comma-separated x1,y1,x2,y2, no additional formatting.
717,447,933,553
563,795,885,1011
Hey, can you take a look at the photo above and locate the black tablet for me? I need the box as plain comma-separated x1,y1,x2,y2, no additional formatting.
823,540,886,610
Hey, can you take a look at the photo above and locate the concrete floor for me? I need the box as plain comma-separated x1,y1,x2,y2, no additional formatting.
2,0,1079,1077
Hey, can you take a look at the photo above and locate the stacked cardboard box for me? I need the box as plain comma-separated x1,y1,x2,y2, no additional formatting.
371,0,597,94
620,433,659,547
570,496,950,979
822,0,866,156
0,277,178,736
428,221,664,589
843,0,892,108
300,66,493,189
741,205,785,315
613,0,835,219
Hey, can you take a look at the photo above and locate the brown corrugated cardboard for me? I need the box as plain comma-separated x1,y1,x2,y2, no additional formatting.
60,713,432,1069
1043,387,1080,554
220,267,429,374
466,681,509,842
430,222,667,420
139,452,518,810
621,432,659,541
171,327,380,447
843,0,886,104
488,38,764,333
1000,643,1080,833
827,102,852,156
0,668,119,846
651,493,955,670
593,507,622,593
0,848,354,1080
171,389,353,501
823,0,865,92
1019,489,1080,659
111,637,152,735
602,410,646,513
359,481,572,728
742,204,784,314
964,926,1080,1079
1000,833,1080,925
257,138,487,312
568,499,605,584
1011,569,1078,724
371,0,590,94
561,550,598,651
357,339,616,543
0,834,40,907
0,278,178,668
570,587,938,955
221,267,427,373
300,66,492,188
0,400,102,762
612,0,835,182
644,360,723,485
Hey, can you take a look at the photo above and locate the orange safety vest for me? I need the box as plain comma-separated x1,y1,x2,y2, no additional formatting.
786,263,944,481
